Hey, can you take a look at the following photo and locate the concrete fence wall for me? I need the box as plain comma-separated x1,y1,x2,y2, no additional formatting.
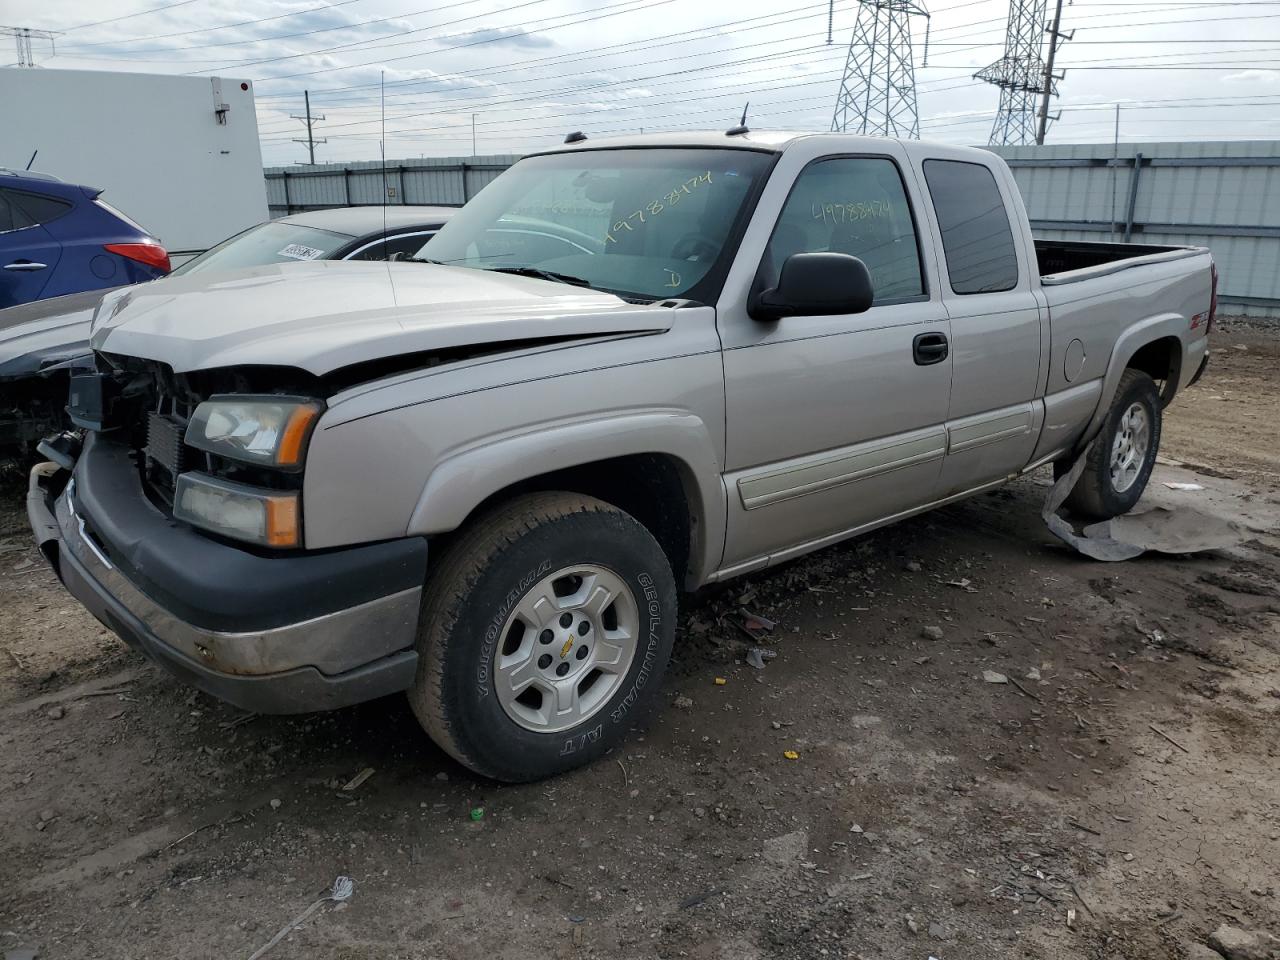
263,141,1280,317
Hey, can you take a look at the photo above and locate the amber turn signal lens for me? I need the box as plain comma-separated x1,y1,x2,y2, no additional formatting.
277,405,321,468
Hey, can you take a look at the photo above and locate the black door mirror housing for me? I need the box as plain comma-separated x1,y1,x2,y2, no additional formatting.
750,252,875,321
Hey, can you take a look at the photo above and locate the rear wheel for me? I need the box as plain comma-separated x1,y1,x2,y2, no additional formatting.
408,491,676,782
1060,368,1162,520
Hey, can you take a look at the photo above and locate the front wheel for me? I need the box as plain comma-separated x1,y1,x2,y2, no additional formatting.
1059,368,1162,521
408,491,676,782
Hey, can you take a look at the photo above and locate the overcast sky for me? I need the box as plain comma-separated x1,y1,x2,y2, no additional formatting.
12,0,1280,165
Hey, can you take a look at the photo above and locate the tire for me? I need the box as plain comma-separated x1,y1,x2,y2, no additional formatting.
408,491,677,782
1060,368,1162,521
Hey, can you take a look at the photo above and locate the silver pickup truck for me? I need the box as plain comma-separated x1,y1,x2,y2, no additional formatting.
27,131,1215,781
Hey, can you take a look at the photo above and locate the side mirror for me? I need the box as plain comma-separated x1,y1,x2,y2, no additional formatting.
750,252,874,321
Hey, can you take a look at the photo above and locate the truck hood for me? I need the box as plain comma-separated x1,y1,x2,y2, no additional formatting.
90,261,673,376
0,289,114,380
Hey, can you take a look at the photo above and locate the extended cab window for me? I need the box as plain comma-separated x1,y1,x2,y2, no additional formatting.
764,157,923,303
922,159,1019,294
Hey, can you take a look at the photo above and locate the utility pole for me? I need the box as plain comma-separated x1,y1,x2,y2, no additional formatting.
2,26,58,66
1035,0,1069,145
830,0,930,138
471,113,477,157
291,90,327,165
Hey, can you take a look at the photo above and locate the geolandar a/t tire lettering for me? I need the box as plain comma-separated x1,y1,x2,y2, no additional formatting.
408,491,677,782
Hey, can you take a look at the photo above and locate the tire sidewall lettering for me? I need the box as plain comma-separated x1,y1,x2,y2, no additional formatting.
610,570,665,725
475,558,552,698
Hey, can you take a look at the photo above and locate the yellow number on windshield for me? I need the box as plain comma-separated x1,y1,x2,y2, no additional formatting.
602,172,712,244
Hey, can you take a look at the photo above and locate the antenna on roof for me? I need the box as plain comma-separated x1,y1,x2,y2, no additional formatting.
564,131,587,144
25,150,37,171
726,102,750,137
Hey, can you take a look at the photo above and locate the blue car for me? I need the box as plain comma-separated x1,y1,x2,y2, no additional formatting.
0,169,169,309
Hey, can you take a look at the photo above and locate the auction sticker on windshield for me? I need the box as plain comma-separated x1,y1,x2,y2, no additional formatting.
278,243,326,261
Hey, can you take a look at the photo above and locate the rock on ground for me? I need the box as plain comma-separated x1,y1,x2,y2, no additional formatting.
1208,925,1280,960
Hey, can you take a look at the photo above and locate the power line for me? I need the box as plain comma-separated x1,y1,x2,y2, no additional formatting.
253,0,843,104
59,0,202,33
190,0,592,76
261,9,1278,142
61,0,506,53
61,0,375,49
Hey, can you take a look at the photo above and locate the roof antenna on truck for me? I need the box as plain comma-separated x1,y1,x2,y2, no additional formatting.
726,103,749,137
25,150,37,171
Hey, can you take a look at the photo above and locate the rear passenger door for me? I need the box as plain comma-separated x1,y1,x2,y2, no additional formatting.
914,156,1046,496
0,190,64,307
718,148,953,572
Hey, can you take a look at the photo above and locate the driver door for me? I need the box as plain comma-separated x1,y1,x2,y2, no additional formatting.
718,151,953,571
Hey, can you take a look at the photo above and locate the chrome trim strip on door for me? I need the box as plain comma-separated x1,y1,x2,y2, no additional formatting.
736,427,947,511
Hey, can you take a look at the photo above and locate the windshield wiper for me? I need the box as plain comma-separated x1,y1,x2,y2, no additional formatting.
486,266,592,288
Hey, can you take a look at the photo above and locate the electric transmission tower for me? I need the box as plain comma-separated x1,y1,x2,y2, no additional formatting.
830,0,931,139
2,26,59,66
975,0,1070,145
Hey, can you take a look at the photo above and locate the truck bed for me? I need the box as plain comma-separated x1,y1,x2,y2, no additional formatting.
1035,238,1204,285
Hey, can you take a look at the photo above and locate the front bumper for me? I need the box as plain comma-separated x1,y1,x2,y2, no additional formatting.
27,441,429,714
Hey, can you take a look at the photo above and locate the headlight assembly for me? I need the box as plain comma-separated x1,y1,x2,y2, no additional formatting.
185,396,322,470
174,473,300,548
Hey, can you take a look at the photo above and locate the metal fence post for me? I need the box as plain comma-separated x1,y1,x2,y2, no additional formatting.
1122,153,1143,242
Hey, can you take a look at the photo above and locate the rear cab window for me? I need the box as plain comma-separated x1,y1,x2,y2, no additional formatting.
922,159,1019,294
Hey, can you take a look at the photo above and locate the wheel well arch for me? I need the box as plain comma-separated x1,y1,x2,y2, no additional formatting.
1124,335,1183,405
443,452,700,589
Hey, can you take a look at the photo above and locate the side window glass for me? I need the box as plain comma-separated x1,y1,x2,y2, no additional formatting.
0,193,14,233
764,157,924,304
922,159,1019,294
9,191,72,227
347,232,434,261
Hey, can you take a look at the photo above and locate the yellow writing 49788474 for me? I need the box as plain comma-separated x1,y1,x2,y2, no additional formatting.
812,198,893,225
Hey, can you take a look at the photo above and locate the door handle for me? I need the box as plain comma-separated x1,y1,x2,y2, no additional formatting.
913,332,949,365
4,261,48,272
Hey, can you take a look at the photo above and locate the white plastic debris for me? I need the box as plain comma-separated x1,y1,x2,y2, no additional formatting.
247,876,354,960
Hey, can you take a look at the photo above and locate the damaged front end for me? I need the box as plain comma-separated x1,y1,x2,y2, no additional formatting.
26,354,430,714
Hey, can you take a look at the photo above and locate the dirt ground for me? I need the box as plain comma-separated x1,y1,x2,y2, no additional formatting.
2,320,1278,960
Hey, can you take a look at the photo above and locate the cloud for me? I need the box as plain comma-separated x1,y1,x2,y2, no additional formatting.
453,26,555,50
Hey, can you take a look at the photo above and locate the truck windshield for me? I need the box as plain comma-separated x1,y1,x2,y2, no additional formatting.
416,148,772,301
